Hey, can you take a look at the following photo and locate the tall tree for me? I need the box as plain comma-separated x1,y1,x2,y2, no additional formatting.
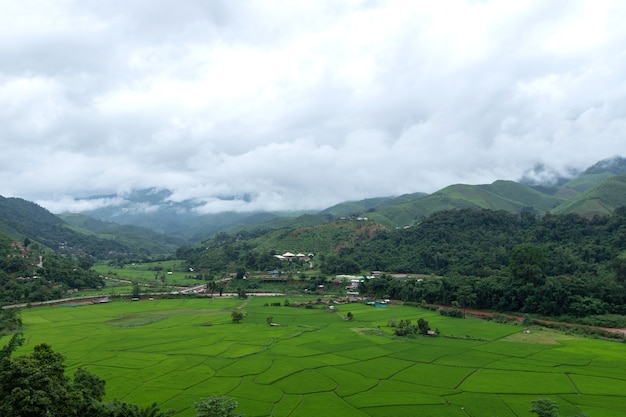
194,396,243,417
530,398,559,417
510,243,547,285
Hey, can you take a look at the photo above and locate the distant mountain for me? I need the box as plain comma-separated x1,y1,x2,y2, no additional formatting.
337,180,563,227
59,213,185,255
583,155,626,176
62,156,626,240
223,157,626,233
0,196,176,258
69,188,314,241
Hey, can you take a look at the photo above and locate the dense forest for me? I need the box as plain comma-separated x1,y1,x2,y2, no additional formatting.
183,208,626,319
352,208,626,318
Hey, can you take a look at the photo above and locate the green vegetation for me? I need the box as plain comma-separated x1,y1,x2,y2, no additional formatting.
552,175,626,218
194,396,243,417
0,195,133,259
6,297,626,416
231,310,244,324
60,212,184,256
0,334,174,417
180,208,626,320
0,308,22,334
0,230,104,303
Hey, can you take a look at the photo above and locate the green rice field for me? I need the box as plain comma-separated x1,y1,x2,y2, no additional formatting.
10,297,626,417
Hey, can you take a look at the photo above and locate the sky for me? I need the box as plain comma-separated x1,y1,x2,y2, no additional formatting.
1,0,626,214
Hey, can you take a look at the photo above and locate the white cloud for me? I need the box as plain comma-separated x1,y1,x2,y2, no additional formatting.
36,196,126,214
1,0,625,213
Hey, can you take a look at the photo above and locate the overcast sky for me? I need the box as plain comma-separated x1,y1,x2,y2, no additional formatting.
2,1,626,214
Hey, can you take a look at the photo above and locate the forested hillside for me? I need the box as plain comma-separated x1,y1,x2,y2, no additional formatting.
183,207,626,319
348,208,626,318
0,231,103,304
0,196,177,259
0,196,133,258
59,213,185,255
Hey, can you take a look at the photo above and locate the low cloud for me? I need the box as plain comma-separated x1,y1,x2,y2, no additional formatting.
1,1,625,213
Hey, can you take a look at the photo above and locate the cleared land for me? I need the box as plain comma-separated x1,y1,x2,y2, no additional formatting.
10,297,626,417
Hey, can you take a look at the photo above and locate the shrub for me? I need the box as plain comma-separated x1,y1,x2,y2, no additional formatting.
439,308,463,318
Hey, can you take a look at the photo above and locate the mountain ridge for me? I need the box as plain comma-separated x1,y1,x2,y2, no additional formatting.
60,156,626,237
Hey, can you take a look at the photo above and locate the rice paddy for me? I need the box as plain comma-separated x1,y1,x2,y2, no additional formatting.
11,297,626,417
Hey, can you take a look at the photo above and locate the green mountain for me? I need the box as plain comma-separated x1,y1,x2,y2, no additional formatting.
0,196,175,258
59,213,184,256
327,180,564,228
45,155,626,241
554,156,626,196
551,174,626,218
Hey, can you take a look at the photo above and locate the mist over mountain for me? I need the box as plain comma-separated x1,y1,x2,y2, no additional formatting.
38,156,624,241
518,163,580,187
582,155,626,176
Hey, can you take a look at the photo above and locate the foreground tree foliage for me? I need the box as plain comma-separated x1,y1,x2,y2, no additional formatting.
0,335,173,417
0,308,22,334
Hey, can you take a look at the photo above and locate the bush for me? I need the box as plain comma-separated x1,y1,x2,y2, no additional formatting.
439,308,463,318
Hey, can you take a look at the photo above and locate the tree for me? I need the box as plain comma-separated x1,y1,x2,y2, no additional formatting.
530,398,559,417
0,333,24,360
394,319,416,336
237,287,247,299
235,268,246,280
132,283,141,299
417,318,431,335
510,244,547,285
610,257,626,283
194,395,243,417
456,285,477,318
0,339,174,417
0,343,78,416
208,281,218,298
0,307,22,333
231,311,244,324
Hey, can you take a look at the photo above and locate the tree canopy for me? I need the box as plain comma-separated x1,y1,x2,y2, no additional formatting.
0,336,173,417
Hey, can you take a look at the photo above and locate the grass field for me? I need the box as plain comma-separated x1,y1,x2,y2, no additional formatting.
9,297,626,417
